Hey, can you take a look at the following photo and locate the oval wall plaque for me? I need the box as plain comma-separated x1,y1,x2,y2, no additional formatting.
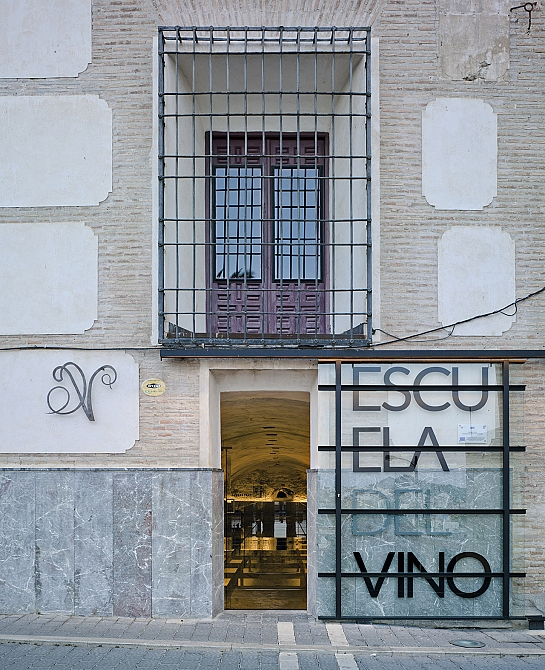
141,379,166,396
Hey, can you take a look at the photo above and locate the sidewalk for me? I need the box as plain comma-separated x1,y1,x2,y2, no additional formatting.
0,612,544,657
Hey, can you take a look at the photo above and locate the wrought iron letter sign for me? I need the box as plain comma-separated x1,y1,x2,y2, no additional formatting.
47,362,117,421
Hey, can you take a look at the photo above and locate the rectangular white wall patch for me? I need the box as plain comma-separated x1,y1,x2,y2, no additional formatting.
0,0,91,78
0,351,139,453
0,95,112,207
0,223,98,335
422,98,497,210
438,226,515,336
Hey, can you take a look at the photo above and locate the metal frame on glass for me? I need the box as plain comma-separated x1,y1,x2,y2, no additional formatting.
317,359,527,621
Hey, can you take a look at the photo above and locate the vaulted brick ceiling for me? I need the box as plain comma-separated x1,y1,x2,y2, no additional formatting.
221,391,310,499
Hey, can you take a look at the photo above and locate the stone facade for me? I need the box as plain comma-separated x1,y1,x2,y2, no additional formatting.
0,469,223,617
0,0,544,618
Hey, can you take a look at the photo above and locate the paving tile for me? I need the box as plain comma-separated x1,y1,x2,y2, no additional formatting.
316,652,342,670
367,625,405,646
517,659,545,669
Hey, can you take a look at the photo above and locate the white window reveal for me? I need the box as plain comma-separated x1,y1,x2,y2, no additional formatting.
158,27,372,348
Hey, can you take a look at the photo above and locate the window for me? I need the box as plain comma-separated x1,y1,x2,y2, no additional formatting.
159,26,371,347
209,132,328,336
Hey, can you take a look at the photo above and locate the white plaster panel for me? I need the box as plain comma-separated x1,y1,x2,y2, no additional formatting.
0,0,91,79
438,227,515,336
0,95,112,207
0,351,139,453
0,223,98,335
422,98,497,210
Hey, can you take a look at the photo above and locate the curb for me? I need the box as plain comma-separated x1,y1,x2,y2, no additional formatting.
0,634,544,656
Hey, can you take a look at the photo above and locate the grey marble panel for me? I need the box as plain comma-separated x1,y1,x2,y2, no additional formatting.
318,469,336,510
74,471,113,615
0,472,35,613
211,470,224,617
306,470,317,616
35,471,75,613
316,577,336,618
0,468,226,619
315,466,508,618
316,469,337,618
188,470,214,617
341,469,503,510
152,470,219,618
113,472,152,617
151,471,192,617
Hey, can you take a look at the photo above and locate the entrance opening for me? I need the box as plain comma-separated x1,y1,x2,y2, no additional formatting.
221,391,310,609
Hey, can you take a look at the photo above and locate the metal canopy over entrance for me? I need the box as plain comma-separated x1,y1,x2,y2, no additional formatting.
221,391,310,609
158,26,372,348
315,359,526,621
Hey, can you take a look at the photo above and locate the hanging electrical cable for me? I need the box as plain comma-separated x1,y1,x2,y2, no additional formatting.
371,284,545,347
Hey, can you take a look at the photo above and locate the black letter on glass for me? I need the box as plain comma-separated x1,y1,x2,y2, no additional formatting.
354,551,395,598
446,552,492,598
353,366,382,411
407,552,445,598
413,367,451,412
397,552,405,598
353,427,382,472
382,366,411,412
418,427,449,472
452,366,489,412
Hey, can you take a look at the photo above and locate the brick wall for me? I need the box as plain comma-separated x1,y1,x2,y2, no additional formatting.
1,0,544,601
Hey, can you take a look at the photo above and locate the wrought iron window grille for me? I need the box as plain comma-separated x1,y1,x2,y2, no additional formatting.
158,26,372,348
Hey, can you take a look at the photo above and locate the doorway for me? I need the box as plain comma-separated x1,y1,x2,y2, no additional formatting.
221,391,310,609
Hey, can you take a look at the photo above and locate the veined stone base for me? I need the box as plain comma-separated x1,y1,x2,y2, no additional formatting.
0,469,223,618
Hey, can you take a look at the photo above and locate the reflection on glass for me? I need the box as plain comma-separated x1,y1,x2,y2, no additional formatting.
274,168,321,280
318,363,335,385
342,467,504,510
214,167,262,280
316,360,524,619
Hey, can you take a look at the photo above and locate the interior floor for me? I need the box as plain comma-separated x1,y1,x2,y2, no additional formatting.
224,502,307,609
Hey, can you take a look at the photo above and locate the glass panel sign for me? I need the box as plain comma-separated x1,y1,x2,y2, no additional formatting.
316,361,525,620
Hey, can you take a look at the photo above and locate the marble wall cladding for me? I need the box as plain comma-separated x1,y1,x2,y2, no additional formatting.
314,466,510,619
188,471,214,617
0,473,35,613
35,471,75,614
74,472,113,615
306,470,317,616
151,470,221,618
113,472,152,617
151,471,193,616
211,470,224,617
317,578,337,618
0,469,220,617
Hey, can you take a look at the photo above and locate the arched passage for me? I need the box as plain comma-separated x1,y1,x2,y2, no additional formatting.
221,391,310,609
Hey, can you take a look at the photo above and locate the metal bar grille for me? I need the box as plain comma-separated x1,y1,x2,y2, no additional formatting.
317,360,526,621
158,26,371,348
